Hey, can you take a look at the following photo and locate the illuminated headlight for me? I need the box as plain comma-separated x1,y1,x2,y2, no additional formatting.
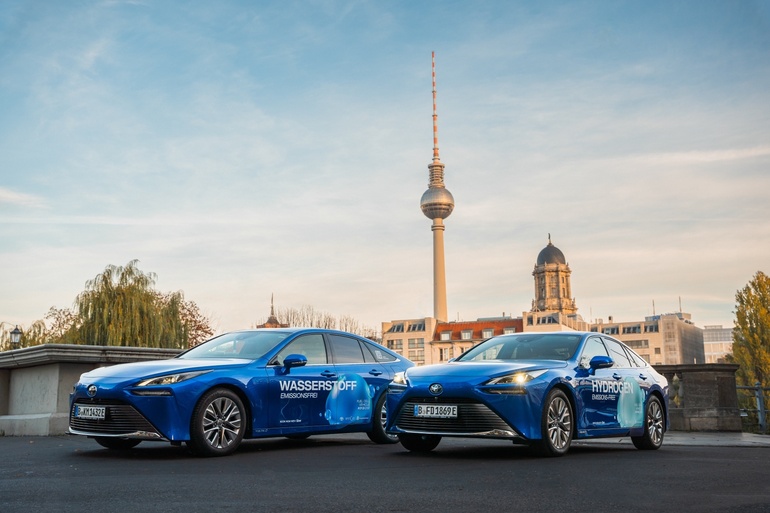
136,370,211,387
389,372,408,393
391,371,407,385
486,369,547,386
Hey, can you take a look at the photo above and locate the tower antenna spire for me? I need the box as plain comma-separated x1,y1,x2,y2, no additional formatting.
432,51,440,163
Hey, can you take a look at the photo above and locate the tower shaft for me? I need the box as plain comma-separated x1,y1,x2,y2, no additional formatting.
432,219,448,321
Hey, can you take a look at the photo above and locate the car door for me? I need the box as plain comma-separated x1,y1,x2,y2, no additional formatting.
267,333,337,432
608,338,648,430
324,333,391,428
576,336,623,434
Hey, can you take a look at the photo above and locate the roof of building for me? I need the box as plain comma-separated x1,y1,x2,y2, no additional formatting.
537,239,566,265
433,318,523,342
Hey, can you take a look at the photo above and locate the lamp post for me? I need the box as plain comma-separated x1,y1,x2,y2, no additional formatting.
10,325,22,348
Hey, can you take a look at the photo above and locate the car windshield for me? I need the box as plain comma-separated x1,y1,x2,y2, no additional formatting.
458,333,581,362
179,331,291,360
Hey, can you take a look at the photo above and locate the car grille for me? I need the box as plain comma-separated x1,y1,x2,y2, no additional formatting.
70,401,161,438
395,398,515,436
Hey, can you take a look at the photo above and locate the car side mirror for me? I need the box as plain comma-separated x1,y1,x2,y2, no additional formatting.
283,354,308,369
589,355,614,370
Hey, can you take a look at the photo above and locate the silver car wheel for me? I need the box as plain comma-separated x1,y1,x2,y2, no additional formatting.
647,398,664,446
202,396,242,449
546,395,572,450
380,402,398,442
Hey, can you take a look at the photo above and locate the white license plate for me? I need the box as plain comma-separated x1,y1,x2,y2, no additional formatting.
75,405,106,420
414,404,457,418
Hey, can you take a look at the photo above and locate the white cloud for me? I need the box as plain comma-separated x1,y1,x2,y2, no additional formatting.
0,188,47,209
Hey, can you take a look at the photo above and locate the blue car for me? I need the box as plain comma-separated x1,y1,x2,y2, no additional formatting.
69,328,413,456
386,331,668,456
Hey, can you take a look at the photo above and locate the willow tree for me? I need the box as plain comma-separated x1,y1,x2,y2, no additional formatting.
74,260,187,348
732,271,770,387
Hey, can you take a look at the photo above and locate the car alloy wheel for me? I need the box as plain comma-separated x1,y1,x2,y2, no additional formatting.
632,396,664,450
537,388,573,457
189,388,245,457
366,393,399,444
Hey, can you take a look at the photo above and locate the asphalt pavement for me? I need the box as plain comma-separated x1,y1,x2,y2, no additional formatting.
2,432,770,513
574,430,770,447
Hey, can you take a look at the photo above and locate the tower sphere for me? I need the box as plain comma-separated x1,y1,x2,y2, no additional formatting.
420,187,454,219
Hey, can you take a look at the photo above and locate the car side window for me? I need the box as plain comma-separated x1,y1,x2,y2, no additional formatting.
329,334,366,364
602,338,632,368
274,334,327,365
625,346,648,367
580,337,609,365
362,341,398,363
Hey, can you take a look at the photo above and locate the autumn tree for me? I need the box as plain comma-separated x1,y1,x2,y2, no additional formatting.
1,260,215,351
732,271,770,387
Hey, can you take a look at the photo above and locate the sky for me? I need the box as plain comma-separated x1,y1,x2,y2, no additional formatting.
1,0,769,336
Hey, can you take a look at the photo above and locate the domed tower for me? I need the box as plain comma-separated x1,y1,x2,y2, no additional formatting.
420,52,454,322
531,235,577,314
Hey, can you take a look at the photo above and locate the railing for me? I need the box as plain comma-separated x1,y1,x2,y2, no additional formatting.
736,382,769,434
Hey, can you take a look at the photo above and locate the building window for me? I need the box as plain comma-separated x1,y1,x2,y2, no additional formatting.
644,324,659,333
625,339,649,349
623,325,641,334
408,322,425,332
482,329,494,339
408,338,424,349
439,347,453,361
503,327,517,334
440,331,452,341
408,350,425,361
388,324,404,333
461,330,472,340
388,339,403,351
602,327,619,335
654,348,661,355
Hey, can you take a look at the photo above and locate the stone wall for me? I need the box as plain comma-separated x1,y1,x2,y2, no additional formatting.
655,363,742,432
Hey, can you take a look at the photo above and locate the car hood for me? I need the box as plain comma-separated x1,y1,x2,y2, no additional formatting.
81,358,250,380
406,360,568,380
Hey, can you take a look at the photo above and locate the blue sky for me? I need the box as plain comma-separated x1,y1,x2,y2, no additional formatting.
1,0,769,335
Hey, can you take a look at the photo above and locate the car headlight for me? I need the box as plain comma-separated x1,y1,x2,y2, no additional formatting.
390,371,408,388
136,370,211,387
486,369,547,386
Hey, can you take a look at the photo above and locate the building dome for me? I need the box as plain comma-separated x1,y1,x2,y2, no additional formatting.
420,187,454,220
537,239,566,265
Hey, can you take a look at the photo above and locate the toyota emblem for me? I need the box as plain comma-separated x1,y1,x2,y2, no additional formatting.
429,383,443,395
87,385,97,397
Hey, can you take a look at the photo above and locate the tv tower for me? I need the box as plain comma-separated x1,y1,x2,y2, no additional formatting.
420,51,454,321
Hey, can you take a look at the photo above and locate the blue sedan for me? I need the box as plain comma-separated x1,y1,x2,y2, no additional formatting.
386,331,668,456
69,328,413,456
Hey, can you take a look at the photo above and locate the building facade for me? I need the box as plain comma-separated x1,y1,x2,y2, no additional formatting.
702,324,734,363
381,317,439,366
590,313,705,365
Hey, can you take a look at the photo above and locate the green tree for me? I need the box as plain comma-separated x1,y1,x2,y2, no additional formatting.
732,271,770,387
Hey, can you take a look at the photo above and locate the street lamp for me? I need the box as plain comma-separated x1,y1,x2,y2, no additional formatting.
10,325,22,348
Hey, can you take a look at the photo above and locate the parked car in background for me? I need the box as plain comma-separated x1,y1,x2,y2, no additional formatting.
386,331,668,456
70,328,413,456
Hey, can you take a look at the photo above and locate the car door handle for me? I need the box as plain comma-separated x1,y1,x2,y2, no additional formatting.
320,370,337,378
612,373,622,380
368,369,383,376
639,374,648,380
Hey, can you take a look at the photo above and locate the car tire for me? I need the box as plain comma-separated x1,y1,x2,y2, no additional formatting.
399,433,441,452
366,393,399,444
632,396,664,450
94,437,141,450
535,388,573,457
188,388,245,457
